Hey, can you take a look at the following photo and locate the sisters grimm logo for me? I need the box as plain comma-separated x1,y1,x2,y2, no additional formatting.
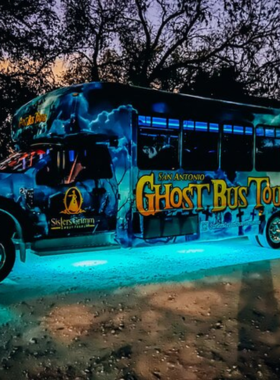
50,187,95,230
61,187,85,215
136,174,280,216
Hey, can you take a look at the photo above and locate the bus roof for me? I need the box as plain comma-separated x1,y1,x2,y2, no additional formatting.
12,82,280,146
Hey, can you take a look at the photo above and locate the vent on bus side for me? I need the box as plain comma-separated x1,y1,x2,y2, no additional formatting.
143,213,198,239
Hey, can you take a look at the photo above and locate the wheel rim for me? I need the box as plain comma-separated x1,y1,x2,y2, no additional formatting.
0,243,6,271
268,216,280,244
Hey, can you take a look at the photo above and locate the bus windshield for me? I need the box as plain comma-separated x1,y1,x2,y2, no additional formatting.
0,149,49,173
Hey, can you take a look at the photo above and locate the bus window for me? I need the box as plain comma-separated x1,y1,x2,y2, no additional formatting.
221,124,253,172
36,145,112,186
256,126,280,171
138,115,151,127
182,121,219,171
62,145,112,183
138,115,179,170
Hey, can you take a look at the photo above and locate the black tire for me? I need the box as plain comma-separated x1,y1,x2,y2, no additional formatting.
264,213,280,249
0,239,16,282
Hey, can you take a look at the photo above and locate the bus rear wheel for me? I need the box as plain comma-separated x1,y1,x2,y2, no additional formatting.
265,214,280,249
0,239,15,282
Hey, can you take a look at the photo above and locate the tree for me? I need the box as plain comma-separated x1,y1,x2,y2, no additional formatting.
2,0,280,160
0,0,60,85
118,0,280,95
60,0,128,84
60,0,280,98
181,66,248,100
0,0,61,157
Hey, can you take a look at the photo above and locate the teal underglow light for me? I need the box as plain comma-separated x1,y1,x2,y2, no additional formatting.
177,249,205,254
72,260,108,267
3,237,280,311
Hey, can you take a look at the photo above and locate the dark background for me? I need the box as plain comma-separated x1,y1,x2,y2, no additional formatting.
1,0,280,157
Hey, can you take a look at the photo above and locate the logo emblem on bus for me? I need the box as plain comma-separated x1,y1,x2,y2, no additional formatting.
61,187,85,215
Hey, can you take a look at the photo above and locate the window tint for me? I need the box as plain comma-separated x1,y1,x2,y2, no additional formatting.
256,126,280,171
62,145,112,183
182,121,219,171
169,119,180,129
152,117,167,128
138,115,151,126
36,144,112,186
221,125,253,171
138,115,179,170
138,116,258,172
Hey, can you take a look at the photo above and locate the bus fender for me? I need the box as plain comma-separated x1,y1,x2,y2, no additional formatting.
257,211,280,249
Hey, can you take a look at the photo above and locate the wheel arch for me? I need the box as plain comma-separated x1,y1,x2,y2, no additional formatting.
0,208,23,239
257,210,280,249
0,197,33,262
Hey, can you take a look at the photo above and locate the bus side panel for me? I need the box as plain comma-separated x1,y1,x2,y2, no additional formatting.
129,106,280,247
131,168,261,247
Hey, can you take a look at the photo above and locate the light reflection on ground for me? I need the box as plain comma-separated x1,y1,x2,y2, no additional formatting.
72,260,108,267
1,237,280,306
0,237,280,379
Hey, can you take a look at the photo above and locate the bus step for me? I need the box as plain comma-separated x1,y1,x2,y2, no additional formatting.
31,232,119,256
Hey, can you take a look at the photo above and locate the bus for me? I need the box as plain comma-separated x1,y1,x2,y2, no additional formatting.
0,81,280,281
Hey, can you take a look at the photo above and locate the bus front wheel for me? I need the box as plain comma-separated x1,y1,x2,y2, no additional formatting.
0,239,15,282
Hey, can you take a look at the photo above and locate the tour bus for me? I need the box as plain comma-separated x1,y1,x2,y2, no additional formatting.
0,81,280,281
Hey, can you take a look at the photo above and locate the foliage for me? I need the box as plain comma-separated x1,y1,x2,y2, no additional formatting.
60,0,280,98
2,0,280,157
60,0,128,84
0,0,61,157
181,66,248,100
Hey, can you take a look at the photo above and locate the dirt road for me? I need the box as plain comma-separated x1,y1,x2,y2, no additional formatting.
1,238,280,379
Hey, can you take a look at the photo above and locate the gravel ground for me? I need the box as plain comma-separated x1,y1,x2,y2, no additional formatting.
1,237,280,379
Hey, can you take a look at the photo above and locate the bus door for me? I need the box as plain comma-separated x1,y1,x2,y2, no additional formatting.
34,144,117,237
